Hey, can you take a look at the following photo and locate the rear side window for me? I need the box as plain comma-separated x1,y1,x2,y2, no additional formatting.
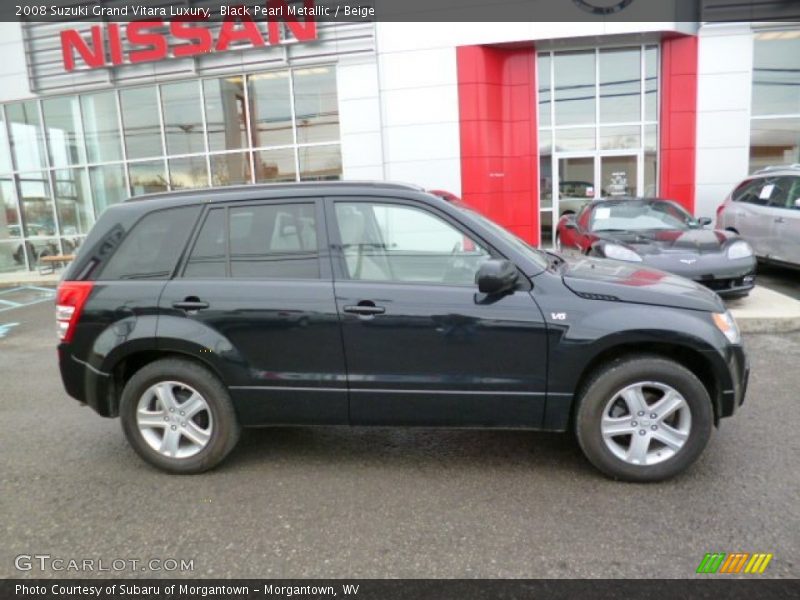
732,177,793,207
98,205,201,280
183,202,320,279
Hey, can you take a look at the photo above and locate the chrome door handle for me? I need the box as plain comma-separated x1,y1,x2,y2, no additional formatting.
172,298,209,310
344,305,386,316
775,217,786,224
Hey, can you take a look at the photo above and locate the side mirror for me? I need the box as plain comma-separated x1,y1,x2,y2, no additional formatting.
697,217,713,227
564,219,578,230
476,259,518,295
794,198,800,209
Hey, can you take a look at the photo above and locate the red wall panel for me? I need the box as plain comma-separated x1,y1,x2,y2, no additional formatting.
457,45,539,245
660,36,698,213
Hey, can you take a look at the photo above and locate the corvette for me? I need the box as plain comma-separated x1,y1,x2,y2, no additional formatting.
557,198,757,298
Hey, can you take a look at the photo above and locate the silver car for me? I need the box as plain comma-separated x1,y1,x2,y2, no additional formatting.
717,165,800,268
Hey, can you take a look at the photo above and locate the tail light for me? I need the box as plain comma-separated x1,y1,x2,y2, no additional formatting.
56,281,94,343
716,204,725,218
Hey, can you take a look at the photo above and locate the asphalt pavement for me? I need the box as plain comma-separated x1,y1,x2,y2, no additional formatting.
1,301,798,579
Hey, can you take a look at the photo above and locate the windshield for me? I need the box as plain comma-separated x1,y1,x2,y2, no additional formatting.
589,201,695,232
458,207,549,270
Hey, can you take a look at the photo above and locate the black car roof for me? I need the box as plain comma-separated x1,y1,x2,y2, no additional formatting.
124,181,426,205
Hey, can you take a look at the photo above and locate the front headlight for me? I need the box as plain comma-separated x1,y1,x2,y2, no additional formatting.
713,311,741,345
727,241,753,260
603,243,643,262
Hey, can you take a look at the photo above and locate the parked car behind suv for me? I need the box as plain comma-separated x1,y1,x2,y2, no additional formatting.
56,182,748,482
717,165,800,269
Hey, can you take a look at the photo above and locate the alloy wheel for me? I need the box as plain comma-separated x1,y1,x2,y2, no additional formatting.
136,381,213,459
600,381,691,466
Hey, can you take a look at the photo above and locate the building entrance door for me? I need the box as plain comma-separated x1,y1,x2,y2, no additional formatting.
540,152,641,248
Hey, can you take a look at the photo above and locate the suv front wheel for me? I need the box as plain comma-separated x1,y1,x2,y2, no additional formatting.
575,356,713,482
120,358,241,474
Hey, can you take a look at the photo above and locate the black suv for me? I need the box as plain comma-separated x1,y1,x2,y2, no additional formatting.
57,182,748,481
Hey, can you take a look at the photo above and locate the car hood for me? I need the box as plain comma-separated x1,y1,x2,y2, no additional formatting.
562,257,726,312
595,228,735,255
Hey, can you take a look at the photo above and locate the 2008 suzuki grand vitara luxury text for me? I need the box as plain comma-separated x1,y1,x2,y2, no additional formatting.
57,183,748,482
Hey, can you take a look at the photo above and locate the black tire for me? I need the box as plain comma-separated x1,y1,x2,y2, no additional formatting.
575,356,713,482
120,358,240,474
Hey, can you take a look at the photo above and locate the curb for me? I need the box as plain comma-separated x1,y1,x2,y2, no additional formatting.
735,317,800,335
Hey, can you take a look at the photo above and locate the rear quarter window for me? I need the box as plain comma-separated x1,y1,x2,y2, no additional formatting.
96,205,201,280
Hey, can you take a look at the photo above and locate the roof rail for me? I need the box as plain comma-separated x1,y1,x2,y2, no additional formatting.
754,164,800,174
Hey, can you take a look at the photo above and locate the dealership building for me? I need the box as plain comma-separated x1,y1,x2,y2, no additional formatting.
0,8,799,272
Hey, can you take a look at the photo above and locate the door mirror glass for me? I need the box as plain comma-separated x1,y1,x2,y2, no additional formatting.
476,259,518,295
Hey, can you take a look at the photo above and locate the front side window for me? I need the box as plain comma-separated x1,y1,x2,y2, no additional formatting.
184,203,320,280
334,202,490,285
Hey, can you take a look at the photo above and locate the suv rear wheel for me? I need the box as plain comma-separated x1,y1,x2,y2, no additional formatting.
120,358,240,474
575,356,713,482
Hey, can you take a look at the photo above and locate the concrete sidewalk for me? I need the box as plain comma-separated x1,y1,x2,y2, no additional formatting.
726,285,800,334
1,271,798,333
0,270,61,288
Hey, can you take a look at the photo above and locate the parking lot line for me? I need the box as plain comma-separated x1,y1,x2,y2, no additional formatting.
0,286,55,313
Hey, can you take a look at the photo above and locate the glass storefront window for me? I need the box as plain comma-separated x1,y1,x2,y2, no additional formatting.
554,128,596,152
749,117,800,172
599,125,641,150
600,48,641,123
292,67,340,144
120,87,163,160
7,102,47,171
554,51,596,126
0,109,11,174
169,156,208,189
0,241,26,273
0,65,343,271
752,33,800,117
129,161,168,196
54,168,94,238
645,46,659,122
601,155,637,197
204,77,247,152
82,92,123,163
211,152,252,186
255,148,297,182
539,45,659,246
89,164,126,215
1,178,21,241
18,172,55,238
42,96,86,168
299,145,341,181
750,32,800,173
645,124,658,152
537,54,551,127
644,151,658,197
162,81,204,156
249,71,293,148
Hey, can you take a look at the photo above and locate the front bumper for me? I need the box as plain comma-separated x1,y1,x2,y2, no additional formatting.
641,254,756,297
